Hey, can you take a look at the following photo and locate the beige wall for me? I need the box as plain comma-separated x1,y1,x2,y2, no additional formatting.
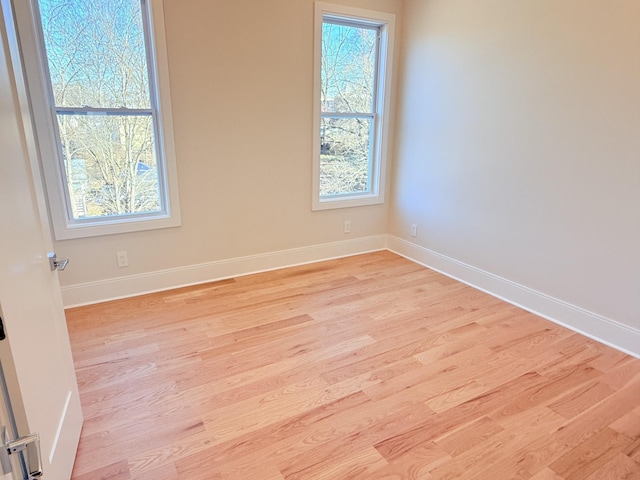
52,0,402,288
49,0,640,340
391,0,640,329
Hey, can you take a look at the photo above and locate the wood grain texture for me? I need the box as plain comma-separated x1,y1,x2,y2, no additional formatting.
65,252,640,479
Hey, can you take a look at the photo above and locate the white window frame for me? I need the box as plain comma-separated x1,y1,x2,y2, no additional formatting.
312,2,395,210
12,0,181,240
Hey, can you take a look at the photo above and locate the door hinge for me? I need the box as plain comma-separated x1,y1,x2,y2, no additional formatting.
0,427,43,478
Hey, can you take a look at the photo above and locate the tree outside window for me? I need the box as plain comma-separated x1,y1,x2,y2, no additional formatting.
37,0,163,220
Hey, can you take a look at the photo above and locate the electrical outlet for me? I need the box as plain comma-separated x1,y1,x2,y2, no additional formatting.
410,224,418,237
344,220,351,234
117,251,129,268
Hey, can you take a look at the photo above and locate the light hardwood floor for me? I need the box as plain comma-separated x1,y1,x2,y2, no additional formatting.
66,251,640,479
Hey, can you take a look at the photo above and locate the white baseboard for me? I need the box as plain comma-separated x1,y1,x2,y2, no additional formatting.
61,235,388,308
388,236,640,358
62,233,639,358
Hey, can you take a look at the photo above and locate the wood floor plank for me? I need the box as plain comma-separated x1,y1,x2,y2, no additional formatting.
210,463,287,480
584,452,640,480
530,468,566,480
71,459,131,480
128,462,179,480
626,439,640,464
473,377,640,479
366,442,451,479
65,252,640,479
548,379,617,419
433,415,504,457
549,427,634,480
427,406,566,479
172,391,374,475
275,401,434,479
200,369,378,445
196,334,377,398
281,446,388,480
610,406,640,439
373,371,547,461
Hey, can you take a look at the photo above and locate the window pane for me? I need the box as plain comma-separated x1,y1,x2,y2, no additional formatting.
37,0,151,109
320,116,372,195
57,114,161,219
321,22,377,114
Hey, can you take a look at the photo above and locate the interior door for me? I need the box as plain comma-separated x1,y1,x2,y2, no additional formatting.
0,2,83,479
0,382,17,480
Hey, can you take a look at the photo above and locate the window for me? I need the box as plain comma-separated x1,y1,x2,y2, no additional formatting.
15,0,180,239
313,3,395,210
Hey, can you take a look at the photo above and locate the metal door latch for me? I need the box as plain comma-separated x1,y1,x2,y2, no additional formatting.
0,428,43,478
48,252,69,271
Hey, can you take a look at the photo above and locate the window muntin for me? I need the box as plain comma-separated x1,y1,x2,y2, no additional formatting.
55,113,160,219
320,116,373,195
320,20,378,197
313,3,394,210
37,0,152,110
321,21,378,115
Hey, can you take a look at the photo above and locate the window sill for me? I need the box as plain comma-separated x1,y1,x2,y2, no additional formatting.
312,193,384,211
52,213,181,240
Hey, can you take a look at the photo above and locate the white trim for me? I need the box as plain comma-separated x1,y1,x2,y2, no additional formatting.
388,236,640,358
61,235,388,307
146,0,182,231
312,2,395,210
61,234,639,358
